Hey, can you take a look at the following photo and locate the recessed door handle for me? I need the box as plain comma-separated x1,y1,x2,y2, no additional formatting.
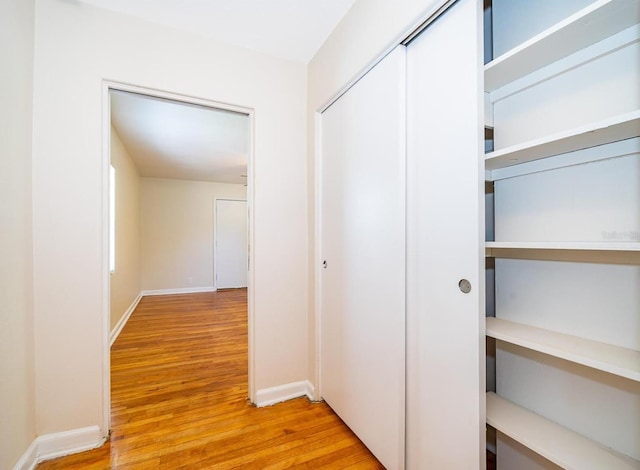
322,260,327,269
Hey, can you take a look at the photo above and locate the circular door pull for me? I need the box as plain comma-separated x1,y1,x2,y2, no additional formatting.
458,279,471,294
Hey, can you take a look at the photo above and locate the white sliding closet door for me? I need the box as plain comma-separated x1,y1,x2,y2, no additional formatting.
320,46,406,470
406,0,485,468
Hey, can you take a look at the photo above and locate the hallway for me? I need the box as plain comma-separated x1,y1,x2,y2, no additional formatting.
38,290,383,469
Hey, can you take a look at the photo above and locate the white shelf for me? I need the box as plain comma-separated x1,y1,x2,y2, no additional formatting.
486,392,640,470
487,137,640,181
485,110,640,171
486,317,640,382
484,0,640,92
485,241,640,263
486,241,640,252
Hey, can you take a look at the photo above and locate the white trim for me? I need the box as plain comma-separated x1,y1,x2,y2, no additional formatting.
313,111,323,402
246,108,256,405
255,380,315,407
12,440,38,470
305,380,317,402
13,426,106,469
141,287,217,296
109,293,142,347
101,82,112,435
37,426,105,463
102,80,257,419
104,81,253,116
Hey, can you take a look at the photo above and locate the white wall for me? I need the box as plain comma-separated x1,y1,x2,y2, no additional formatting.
306,0,443,393
110,128,141,331
0,0,36,467
140,177,246,291
32,0,308,438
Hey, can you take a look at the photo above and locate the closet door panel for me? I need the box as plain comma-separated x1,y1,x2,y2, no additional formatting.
406,0,485,467
319,46,406,470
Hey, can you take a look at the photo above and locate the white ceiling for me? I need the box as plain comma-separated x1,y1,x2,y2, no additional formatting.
78,0,356,63
105,2,357,183
111,91,249,185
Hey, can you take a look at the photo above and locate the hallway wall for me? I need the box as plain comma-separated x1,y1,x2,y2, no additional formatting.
0,0,36,467
32,0,308,438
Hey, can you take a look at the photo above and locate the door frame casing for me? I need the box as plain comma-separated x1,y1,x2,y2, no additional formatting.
101,81,257,432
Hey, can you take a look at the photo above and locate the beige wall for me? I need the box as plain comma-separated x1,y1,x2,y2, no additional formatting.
110,128,141,331
0,0,36,467
306,0,443,393
141,177,246,291
32,0,308,437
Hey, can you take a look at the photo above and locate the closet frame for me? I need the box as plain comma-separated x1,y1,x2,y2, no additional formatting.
484,0,640,468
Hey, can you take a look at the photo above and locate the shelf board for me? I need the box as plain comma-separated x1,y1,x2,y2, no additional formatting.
487,136,640,182
484,0,640,92
486,317,640,382
485,241,640,264
486,392,640,469
486,241,640,252
485,110,640,171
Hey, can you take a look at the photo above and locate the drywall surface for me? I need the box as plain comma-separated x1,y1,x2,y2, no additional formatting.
32,0,308,436
140,177,246,291
0,0,36,467
109,128,141,331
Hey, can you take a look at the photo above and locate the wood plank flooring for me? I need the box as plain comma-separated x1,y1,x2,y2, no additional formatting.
38,290,383,469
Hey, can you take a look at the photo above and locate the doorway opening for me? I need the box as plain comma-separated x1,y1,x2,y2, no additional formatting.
103,82,255,431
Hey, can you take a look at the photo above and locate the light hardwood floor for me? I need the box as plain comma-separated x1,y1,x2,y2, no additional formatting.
38,290,383,469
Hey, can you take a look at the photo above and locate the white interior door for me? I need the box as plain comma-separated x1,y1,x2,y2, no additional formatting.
406,0,485,467
215,199,248,289
319,46,406,470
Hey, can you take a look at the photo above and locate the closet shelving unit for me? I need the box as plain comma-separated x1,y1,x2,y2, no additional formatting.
484,0,640,468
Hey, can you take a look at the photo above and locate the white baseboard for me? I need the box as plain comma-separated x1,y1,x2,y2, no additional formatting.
141,286,216,296
14,426,105,470
305,381,316,401
255,380,315,407
12,439,37,470
37,425,105,463
110,293,142,347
